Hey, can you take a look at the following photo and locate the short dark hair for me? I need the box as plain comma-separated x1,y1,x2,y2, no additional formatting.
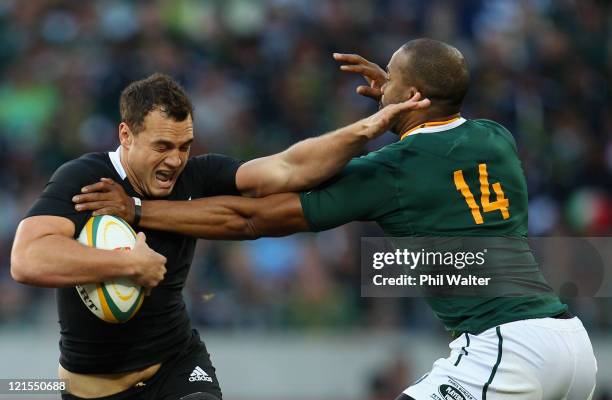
399,38,470,113
119,73,194,133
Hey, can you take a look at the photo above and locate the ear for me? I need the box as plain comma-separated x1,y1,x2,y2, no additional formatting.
118,122,134,149
405,86,419,99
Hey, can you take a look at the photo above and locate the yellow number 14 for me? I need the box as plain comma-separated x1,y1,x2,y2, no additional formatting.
453,163,510,224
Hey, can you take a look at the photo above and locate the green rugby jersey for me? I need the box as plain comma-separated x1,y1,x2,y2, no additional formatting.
299,117,566,334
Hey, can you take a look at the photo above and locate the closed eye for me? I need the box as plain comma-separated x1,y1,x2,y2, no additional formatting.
151,138,192,152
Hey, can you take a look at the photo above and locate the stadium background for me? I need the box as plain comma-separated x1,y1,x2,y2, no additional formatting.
0,0,610,398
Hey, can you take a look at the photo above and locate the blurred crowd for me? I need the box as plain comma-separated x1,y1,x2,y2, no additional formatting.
0,0,610,339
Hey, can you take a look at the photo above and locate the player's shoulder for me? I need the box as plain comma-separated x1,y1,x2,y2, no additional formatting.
76,151,112,167
378,118,519,161
367,134,430,165
467,118,518,148
185,153,238,168
468,118,511,134
349,145,401,171
180,153,242,196
51,152,112,181
183,153,242,178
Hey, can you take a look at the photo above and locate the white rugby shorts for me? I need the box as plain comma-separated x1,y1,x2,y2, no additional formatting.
403,317,597,400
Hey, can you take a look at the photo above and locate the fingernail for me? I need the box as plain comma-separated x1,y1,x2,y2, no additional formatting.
75,205,82,210
72,196,78,202
82,188,88,193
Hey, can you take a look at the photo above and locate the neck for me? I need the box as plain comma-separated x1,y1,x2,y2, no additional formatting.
119,147,145,197
395,111,461,137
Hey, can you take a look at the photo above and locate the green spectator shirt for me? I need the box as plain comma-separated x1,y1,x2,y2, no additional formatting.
299,117,566,334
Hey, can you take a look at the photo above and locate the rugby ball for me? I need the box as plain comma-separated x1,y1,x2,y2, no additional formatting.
75,215,144,323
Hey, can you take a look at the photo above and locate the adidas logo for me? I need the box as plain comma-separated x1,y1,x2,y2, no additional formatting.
189,366,213,382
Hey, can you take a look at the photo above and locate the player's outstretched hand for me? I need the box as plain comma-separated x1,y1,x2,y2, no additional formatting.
333,53,388,101
73,178,135,224
361,92,430,138
129,232,167,294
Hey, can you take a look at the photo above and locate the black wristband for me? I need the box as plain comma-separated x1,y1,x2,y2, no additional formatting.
132,197,142,228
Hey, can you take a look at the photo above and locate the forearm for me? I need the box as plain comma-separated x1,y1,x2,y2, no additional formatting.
237,95,429,197
12,234,134,287
139,193,308,239
278,118,373,191
139,197,256,239
238,117,377,197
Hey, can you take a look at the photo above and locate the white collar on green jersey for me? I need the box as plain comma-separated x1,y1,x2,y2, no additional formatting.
402,117,467,139
108,146,127,180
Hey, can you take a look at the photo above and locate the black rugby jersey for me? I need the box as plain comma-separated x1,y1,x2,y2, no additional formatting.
26,148,242,374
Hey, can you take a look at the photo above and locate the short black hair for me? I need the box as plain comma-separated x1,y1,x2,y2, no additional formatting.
399,38,469,113
119,73,194,133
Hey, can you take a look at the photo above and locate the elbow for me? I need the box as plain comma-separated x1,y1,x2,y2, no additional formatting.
11,261,48,287
10,247,43,286
216,216,261,240
244,218,261,240
230,217,261,240
10,256,33,285
241,187,262,198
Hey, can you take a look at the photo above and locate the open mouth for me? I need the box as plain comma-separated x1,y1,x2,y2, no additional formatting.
155,170,176,189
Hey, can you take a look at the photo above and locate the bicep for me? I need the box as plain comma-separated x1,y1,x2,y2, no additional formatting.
212,192,309,237
12,216,75,260
235,154,291,198
248,192,310,236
